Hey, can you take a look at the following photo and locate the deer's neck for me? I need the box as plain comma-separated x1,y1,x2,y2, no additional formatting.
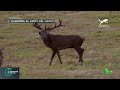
42,34,52,48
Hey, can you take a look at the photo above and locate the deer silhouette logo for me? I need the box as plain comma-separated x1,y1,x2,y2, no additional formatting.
98,19,108,25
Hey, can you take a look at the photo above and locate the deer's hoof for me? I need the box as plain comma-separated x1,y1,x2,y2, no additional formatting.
60,62,62,64
79,62,83,65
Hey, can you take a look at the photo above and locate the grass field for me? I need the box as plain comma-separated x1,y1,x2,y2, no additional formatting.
0,11,120,79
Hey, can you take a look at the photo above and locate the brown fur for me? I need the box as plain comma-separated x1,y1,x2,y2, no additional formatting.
43,33,85,65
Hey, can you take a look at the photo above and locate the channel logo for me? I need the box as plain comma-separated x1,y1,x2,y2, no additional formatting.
0,67,19,79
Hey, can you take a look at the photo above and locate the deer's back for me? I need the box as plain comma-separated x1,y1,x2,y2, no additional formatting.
49,34,84,50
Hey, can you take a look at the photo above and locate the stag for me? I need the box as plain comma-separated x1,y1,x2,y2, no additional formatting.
33,19,85,66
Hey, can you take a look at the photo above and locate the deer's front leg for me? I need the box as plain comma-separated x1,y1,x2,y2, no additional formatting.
49,51,56,66
56,51,62,64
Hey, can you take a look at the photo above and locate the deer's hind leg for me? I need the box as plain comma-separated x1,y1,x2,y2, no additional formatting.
74,47,84,63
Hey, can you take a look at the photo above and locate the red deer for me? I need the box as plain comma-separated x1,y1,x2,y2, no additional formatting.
33,19,85,66
0,48,4,67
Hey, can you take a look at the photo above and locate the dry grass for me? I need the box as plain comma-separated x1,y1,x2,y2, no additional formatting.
0,11,120,79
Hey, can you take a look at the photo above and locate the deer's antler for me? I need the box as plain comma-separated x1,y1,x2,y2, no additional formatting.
33,19,63,31
48,19,63,31
33,22,43,30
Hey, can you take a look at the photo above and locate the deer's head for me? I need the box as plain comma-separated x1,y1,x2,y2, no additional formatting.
33,19,63,40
